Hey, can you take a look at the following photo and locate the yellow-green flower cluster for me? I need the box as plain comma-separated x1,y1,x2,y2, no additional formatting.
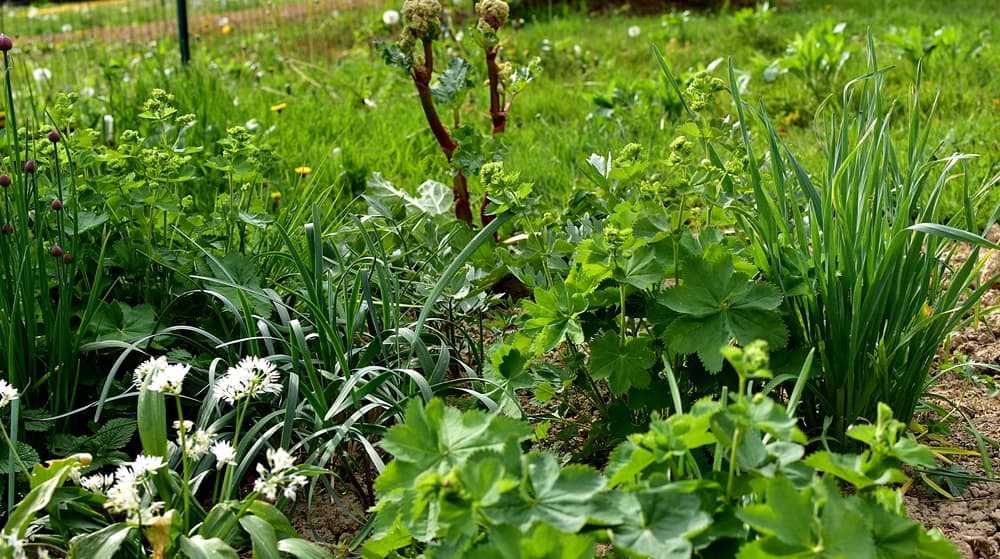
402,0,442,41
476,0,509,34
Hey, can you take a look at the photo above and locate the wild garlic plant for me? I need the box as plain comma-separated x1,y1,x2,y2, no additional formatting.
0,356,329,559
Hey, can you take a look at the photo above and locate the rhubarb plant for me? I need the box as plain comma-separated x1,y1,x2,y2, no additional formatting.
380,0,539,227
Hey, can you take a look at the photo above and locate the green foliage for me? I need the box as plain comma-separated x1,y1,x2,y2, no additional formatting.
660,253,787,373
365,345,959,558
729,37,1000,442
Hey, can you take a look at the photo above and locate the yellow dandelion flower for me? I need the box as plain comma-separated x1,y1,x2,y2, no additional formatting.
221,25,232,35
294,166,312,176
270,191,282,210
270,102,287,113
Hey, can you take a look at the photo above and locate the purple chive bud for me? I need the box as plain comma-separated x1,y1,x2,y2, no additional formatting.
48,129,61,143
0,34,12,52
0,174,10,187
63,253,73,264
23,160,36,174
50,244,63,258
1,223,11,235
51,198,63,211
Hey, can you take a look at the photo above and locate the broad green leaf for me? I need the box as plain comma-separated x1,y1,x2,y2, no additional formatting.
377,40,414,70
413,180,452,215
614,242,676,289
179,535,240,559
92,302,157,342
485,452,606,533
199,502,239,539
804,451,907,490
475,523,595,559
239,515,282,559
819,489,877,557
377,399,531,492
663,314,729,372
916,529,963,559
736,477,816,549
246,501,298,538
237,210,274,228
6,454,82,538
660,253,787,372
137,379,168,459
588,332,655,395
611,487,711,559
67,211,109,235
67,523,133,559
203,252,272,316
522,279,588,353
431,57,474,107
567,239,613,292
277,538,335,559
606,441,656,488
457,452,514,506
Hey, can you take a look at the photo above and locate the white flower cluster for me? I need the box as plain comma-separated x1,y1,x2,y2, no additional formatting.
0,532,26,559
133,356,190,395
214,356,282,405
174,420,215,459
252,448,307,501
98,455,166,522
0,379,19,409
87,454,165,525
211,440,237,469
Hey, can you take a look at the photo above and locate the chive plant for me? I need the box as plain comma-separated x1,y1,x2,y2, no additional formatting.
731,37,1000,444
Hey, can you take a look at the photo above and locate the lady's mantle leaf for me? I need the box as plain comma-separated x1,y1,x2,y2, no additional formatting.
589,331,656,395
660,254,788,372
611,487,712,559
485,452,606,533
378,399,531,493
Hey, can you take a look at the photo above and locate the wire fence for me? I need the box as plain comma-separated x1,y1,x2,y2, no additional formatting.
1,0,389,61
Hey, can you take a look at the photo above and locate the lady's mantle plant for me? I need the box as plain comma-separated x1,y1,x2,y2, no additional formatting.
382,0,538,227
363,343,959,558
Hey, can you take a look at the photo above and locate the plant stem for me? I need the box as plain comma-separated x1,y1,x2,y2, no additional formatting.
0,421,30,479
485,45,507,134
174,397,191,528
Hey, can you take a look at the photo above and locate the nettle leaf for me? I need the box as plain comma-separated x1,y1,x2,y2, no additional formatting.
660,253,788,372
378,399,531,493
90,418,137,450
485,452,606,533
432,57,475,107
611,487,712,559
522,279,588,354
588,331,656,395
